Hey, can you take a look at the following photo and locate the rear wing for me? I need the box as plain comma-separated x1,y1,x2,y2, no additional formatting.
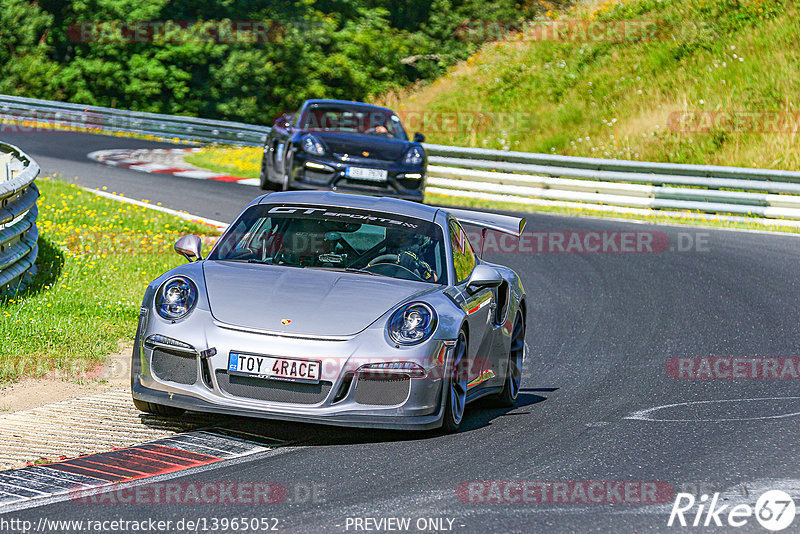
444,207,527,237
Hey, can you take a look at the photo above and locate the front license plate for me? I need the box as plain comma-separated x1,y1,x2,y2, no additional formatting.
228,353,321,382
345,167,388,181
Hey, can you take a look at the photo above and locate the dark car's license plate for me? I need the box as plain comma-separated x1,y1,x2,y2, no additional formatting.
345,167,388,181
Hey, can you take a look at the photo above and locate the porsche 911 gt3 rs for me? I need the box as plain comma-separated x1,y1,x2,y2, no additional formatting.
131,191,526,432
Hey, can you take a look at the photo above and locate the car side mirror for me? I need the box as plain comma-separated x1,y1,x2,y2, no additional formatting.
274,114,293,132
175,235,203,262
467,264,503,291
413,132,425,143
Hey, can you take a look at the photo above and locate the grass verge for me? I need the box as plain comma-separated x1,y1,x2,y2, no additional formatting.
0,177,220,385
183,146,261,178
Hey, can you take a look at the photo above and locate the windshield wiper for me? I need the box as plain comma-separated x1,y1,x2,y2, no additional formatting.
216,258,276,265
312,266,389,277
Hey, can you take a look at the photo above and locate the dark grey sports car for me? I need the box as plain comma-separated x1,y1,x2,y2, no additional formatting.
259,99,427,201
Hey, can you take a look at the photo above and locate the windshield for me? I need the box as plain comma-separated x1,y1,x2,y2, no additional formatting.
209,204,446,284
300,105,407,140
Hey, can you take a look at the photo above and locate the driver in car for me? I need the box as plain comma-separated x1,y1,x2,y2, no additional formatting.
364,113,392,136
381,229,438,282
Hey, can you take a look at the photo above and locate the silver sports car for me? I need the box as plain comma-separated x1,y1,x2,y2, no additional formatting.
132,191,527,432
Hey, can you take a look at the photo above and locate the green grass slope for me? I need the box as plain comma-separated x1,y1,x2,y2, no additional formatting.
377,0,800,170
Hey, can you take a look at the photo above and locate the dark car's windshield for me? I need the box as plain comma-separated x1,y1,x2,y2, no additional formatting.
209,204,446,284
300,105,407,140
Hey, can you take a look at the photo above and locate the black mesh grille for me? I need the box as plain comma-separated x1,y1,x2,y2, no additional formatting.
216,371,332,404
151,350,198,385
353,376,410,406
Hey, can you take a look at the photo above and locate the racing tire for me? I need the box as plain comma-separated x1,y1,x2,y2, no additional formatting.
260,146,280,191
259,170,279,191
490,311,524,408
441,329,468,433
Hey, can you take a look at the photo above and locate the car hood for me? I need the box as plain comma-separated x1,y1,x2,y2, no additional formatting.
203,261,435,337
311,132,410,162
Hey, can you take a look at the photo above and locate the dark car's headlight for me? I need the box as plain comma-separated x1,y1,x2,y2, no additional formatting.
301,134,326,156
402,146,425,166
388,302,437,345
155,276,198,320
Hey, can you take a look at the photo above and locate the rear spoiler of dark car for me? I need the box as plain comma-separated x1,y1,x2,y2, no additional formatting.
444,207,527,237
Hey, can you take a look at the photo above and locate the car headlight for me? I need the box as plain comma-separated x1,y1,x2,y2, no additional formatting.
301,134,326,156
155,277,198,320
402,146,425,166
388,302,437,345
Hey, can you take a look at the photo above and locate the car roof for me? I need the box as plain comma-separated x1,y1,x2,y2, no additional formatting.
254,191,440,221
302,99,395,115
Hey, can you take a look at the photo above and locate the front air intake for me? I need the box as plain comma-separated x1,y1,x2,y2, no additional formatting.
353,376,410,406
216,371,332,404
151,350,198,385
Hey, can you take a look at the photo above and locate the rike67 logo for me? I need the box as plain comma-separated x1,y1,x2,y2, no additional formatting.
668,490,796,531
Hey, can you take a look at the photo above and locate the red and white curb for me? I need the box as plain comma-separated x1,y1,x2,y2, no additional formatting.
88,148,261,187
0,388,282,511
0,430,274,512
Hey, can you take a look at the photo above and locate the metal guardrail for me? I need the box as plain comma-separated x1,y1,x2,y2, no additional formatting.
0,142,40,295
422,146,800,223
0,94,270,146
423,143,800,182
2,94,800,224
424,164,800,220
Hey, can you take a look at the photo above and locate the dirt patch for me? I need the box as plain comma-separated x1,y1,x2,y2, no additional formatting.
0,344,132,414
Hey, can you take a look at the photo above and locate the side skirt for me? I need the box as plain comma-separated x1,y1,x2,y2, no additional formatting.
466,386,503,405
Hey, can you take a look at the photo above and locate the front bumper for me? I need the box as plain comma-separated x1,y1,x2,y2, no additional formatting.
133,310,451,430
289,154,425,202
132,382,445,430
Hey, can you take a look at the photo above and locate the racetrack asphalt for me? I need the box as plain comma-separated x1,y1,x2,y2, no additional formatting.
2,129,800,533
